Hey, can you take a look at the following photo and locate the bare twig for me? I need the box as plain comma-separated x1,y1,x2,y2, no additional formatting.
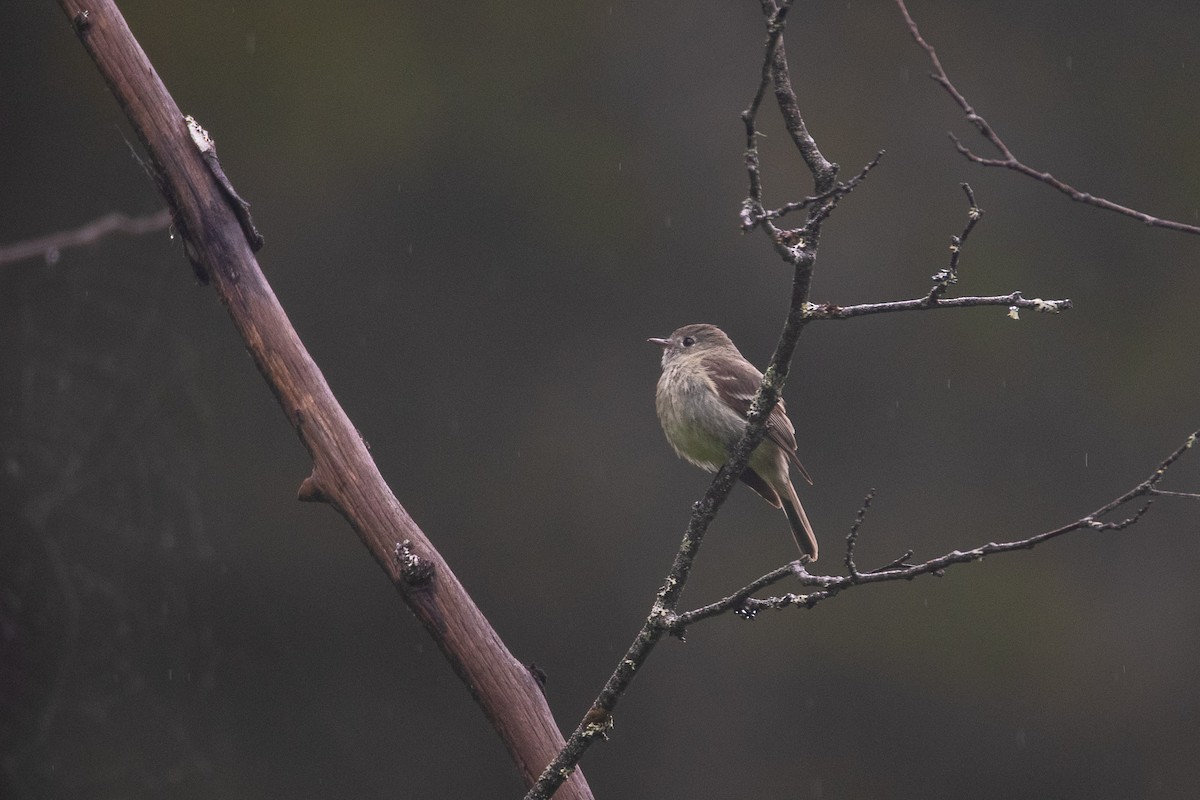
927,183,981,300
739,0,849,270
805,291,1070,320
679,564,797,627
0,208,173,267
844,489,875,579
674,430,1198,626
528,2,846,796
894,0,1200,236
743,152,884,233
1150,489,1200,500
761,0,836,191
738,0,790,232
807,184,1069,319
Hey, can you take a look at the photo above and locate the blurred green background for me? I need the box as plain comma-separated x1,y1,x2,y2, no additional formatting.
3,1,1199,798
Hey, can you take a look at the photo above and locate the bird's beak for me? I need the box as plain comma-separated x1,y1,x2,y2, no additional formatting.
647,337,670,348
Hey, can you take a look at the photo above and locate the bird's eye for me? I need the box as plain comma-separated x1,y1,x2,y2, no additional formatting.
682,336,695,347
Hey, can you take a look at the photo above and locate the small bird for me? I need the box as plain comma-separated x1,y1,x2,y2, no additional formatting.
649,323,818,561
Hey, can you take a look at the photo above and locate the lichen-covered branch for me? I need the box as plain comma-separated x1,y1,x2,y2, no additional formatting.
674,431,1198,628
805,291,1070,320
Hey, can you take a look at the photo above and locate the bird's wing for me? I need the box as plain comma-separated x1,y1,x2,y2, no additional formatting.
704,354,814,485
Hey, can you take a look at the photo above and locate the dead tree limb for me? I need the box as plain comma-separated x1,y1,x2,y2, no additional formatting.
54,2,591,797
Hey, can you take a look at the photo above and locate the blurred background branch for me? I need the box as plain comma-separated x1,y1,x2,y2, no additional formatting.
0,208,172,268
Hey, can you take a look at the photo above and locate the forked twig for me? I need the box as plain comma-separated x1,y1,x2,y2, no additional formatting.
674,431,1197,626
895,0,1200,236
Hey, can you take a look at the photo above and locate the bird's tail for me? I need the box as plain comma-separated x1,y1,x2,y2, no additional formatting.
781,479,818,562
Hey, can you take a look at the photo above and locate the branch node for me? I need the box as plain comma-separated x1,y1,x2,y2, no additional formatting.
394,539,435,587
582,706,614,741
526,663,548,690
297,474,327,503
865,550,916,573
734,602,760,621
927,183,983,301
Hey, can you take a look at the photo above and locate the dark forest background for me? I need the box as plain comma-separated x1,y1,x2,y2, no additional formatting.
2,1,1199,798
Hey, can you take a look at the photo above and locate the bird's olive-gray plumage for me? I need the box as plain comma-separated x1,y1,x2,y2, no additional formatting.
650,324,818,561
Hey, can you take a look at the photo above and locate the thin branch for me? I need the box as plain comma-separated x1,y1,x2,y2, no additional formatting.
927,183,980,301
527,2,845,796
807,184,1070,320
762,0,837,192
675,430,1198,625
0,208,173,267
742,151,883,233
739,0,790,229
805,291,1071,320
739,0,850,271
674,564,797,628
1150,489,1200,500
844,489,875,579
894,0,1200,236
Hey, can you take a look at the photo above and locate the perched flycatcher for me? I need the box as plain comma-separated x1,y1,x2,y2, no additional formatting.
649,323,818,561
